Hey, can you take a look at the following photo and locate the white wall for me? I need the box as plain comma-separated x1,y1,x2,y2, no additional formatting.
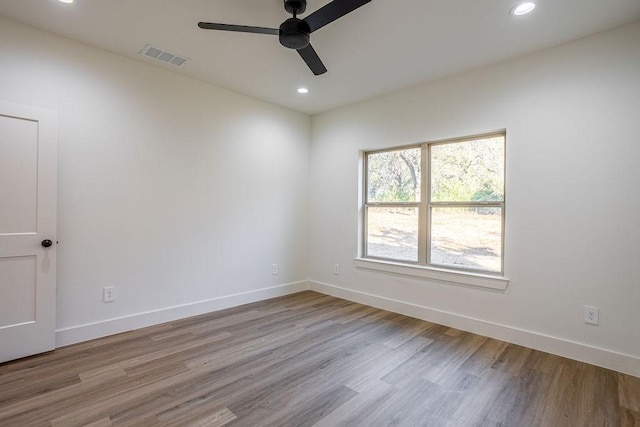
0,16,310,342
309,21,640,375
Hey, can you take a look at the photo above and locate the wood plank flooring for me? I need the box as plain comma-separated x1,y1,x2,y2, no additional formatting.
1,291,638,426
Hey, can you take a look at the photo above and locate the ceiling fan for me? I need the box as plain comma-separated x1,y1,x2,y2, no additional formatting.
198,0,371,76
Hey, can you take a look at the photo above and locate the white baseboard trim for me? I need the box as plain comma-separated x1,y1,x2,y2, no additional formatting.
56,281,311,347
309,281,640,378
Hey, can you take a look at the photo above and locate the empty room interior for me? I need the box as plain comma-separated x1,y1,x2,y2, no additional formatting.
1,0,639,425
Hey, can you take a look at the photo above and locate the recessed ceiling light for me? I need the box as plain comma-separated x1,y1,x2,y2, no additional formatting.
510,2,536,16
58,0,75,3
297,88,309,94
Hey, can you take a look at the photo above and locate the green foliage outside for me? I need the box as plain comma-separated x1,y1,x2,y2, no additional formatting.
430,137,504,202
367,136,504,204
367,148,421,202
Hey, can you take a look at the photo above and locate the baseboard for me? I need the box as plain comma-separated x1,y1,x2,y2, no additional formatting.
309,281,640,378
56,281,311,347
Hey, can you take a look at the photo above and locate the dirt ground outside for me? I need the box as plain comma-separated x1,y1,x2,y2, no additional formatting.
366,207,501,272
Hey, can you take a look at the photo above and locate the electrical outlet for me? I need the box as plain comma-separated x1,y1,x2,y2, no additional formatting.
103,286,116,303
334,263,340,275
584,305,599,325
272,264,278,275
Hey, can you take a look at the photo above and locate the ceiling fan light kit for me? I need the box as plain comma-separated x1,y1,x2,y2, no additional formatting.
198,0,372,76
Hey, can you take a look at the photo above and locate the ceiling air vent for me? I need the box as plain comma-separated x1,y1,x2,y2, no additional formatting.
140,44,189,67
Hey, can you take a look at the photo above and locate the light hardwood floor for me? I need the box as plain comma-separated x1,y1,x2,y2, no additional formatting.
1,291,638,426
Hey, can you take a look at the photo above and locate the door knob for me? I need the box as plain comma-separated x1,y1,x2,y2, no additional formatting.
41,239,53,248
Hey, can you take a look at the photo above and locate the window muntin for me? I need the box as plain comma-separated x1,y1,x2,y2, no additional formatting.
363,133,505,275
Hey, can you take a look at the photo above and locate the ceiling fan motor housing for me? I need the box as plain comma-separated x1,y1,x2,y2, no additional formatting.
279,18,311,49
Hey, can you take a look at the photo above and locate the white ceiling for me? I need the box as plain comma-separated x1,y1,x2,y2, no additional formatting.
1,0,640,115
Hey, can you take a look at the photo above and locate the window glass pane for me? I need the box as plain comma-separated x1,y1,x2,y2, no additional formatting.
367,148,421,203
367,207,418,262
430,136,504,202
430,207,502,272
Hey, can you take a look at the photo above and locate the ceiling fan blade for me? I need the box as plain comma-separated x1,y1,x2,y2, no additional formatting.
297,44,327,75
303,0,371,33
198,22,279,35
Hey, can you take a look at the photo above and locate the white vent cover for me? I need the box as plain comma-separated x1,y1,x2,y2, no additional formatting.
140,44,189,67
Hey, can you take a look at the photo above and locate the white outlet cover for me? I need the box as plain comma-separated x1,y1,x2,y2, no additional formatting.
584,305,599,325
103,286,116,302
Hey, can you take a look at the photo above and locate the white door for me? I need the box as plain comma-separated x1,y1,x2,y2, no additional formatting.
0,101,57,363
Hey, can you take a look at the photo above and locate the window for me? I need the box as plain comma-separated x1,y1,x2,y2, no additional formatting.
363,132,505,275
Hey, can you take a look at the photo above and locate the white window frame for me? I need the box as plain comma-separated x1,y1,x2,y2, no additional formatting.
358,131,509,290
363,144,423,263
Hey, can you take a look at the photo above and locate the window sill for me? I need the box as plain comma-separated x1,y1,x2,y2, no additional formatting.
353,258,509,291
